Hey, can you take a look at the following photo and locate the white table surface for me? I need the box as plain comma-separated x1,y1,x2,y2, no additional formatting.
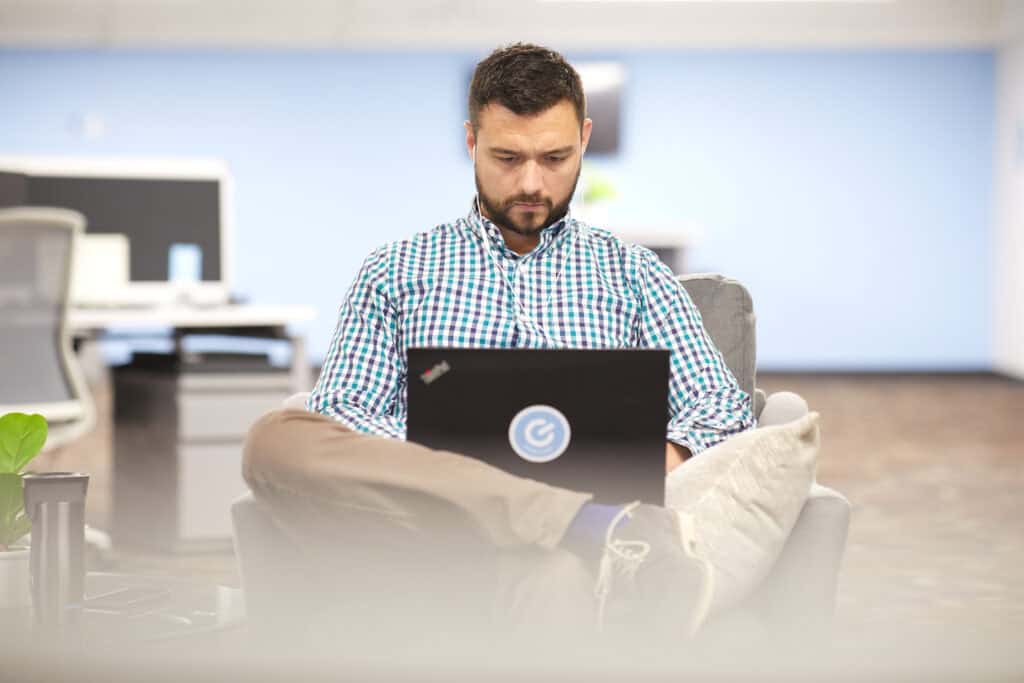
68,303,317,332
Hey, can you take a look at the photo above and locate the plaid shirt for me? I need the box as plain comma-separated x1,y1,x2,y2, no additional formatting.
308,202,754,454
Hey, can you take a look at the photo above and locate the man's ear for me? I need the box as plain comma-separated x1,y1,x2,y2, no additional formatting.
464,121,476,160
581,118,593,156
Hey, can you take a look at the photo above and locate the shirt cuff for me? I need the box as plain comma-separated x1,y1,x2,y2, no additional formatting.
666,427,735,457
323,406,405,440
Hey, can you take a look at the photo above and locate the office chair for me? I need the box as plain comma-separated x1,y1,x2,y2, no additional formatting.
0,207,96,449
232,274,851,641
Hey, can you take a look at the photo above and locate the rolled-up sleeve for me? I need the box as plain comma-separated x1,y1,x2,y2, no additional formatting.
306,247,406,439
632,247,754,454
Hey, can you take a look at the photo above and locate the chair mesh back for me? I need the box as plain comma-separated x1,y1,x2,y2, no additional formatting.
678,274,756,401
0,217,75,405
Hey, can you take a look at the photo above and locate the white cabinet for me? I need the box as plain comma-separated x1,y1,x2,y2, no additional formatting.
113,364,291,551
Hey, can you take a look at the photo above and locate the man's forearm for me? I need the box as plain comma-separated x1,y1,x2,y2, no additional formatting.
666,441,692,474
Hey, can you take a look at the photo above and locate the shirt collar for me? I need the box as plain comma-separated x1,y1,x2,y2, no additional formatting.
468,197,574,259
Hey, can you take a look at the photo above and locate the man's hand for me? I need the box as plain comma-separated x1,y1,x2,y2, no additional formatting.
665,441,691,474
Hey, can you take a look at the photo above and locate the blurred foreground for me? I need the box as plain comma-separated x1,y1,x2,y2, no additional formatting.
9,371,1022,681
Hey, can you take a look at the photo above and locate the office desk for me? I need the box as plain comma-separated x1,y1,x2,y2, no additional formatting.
68,303,317,551
69,303,317,393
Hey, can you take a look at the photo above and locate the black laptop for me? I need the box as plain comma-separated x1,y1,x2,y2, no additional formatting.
406,348,670,505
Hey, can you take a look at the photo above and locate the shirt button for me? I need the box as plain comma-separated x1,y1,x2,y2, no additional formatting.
518,313,531,325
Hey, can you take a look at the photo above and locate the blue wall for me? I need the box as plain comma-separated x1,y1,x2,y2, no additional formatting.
0,49,995,370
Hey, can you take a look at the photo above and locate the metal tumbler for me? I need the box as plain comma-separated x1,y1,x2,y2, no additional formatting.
23,472,89,632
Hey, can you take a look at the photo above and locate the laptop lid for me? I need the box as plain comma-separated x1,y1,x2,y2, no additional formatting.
406,348,670,506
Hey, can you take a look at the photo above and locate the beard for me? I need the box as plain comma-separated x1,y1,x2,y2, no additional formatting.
475,163,581,237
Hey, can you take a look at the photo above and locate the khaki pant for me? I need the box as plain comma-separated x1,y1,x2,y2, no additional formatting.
242,409,597,630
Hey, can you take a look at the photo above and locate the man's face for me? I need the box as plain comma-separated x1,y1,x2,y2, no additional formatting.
466,100,592,240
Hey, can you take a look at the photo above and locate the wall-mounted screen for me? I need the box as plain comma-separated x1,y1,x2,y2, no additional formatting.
576,62,626,156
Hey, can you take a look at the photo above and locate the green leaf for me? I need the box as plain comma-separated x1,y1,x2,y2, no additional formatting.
0,473,30,547
0,413,48,474
582,172,618,204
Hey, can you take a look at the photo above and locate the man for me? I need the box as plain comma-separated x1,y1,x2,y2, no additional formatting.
244,43,755,636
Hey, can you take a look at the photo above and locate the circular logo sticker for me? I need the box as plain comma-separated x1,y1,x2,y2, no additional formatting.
508,405,571,463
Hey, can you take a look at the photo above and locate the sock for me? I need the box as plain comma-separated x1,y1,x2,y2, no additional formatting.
559,502,627,565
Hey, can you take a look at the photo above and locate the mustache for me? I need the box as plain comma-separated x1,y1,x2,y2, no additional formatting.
504,195,551,207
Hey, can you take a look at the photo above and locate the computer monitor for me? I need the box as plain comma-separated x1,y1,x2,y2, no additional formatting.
0,157,233,306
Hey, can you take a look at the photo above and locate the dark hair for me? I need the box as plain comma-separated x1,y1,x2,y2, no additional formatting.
468,43,586,133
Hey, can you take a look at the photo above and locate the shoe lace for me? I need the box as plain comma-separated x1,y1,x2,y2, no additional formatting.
592,505,717,636
594,501,650,631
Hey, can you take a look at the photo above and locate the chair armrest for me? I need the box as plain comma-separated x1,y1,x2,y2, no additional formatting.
748,483,851,632
753,388,766,421
747,390,850,628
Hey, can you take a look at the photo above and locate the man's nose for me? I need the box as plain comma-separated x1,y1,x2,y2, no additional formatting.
519,160,543,196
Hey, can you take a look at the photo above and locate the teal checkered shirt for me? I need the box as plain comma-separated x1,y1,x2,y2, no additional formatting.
308,202,754,454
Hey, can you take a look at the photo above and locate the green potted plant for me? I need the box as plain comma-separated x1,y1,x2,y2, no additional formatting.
0,412,47,608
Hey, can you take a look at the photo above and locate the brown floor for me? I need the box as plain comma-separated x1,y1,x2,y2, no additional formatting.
758,372,1024,639
38,370,1024,639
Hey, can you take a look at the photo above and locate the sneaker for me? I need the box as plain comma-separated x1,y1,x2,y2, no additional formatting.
593,502,715,636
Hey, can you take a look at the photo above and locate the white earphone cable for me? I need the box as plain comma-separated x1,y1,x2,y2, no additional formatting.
469,145,581,319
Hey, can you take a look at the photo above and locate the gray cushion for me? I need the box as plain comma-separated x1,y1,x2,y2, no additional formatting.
678,274,757,404
757,392,809,427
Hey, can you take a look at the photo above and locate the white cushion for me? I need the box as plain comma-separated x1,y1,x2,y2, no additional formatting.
665,412,820,614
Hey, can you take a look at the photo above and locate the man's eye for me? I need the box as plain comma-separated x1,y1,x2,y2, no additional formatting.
497,156,517,163
546,155,568,163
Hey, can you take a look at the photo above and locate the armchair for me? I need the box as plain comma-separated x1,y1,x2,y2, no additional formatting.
232,273,850,640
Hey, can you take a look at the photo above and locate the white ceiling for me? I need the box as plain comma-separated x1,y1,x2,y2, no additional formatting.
0,0,1018,50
